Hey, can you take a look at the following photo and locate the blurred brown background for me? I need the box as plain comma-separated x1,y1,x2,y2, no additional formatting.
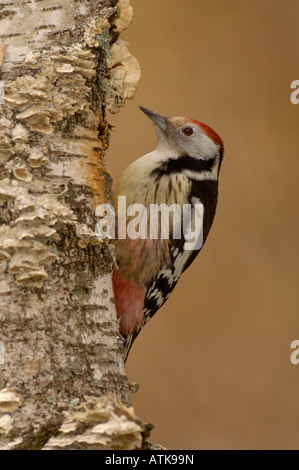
107,0,299,449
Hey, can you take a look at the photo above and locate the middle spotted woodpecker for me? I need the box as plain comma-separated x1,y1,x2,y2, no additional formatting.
112,106,224,361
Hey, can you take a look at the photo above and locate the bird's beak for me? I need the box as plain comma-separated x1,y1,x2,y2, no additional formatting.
139,106,168,131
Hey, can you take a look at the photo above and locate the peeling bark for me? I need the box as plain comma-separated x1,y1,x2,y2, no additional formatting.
0,0,141,450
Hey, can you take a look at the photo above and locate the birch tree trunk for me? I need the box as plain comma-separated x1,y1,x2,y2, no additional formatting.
0,0,142,450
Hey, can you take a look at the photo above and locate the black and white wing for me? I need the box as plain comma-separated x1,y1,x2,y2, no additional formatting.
123,184,218,361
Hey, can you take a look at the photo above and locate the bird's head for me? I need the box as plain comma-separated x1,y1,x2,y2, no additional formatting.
139,106,224,162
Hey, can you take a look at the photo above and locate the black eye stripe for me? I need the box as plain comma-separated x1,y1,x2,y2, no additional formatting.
182,127,194,136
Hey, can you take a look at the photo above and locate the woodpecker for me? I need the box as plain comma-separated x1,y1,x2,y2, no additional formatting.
112,106,224,361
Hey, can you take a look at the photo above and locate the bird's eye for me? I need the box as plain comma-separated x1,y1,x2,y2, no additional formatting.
182,127,194,136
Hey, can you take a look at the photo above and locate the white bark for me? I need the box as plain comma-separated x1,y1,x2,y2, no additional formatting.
0,0,141,450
